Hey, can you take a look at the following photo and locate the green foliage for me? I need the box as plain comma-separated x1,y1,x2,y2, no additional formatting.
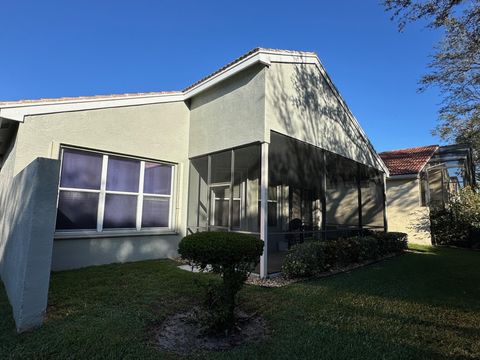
322,238,359,267
178,231,264,272
282,242,326,278
384,1,480,169
2,245,480,359
372,231,409,254
282,232,408,279
430,187,480,248
178,231,264,332
357,236,381,262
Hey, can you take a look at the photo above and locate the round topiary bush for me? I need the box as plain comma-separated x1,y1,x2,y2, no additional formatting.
178,231,264,333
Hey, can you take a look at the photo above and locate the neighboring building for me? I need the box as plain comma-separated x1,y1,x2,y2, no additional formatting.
0,48,388,331
380,144,475,244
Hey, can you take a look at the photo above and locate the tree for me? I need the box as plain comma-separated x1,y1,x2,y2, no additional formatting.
178,232,264,333
384,1,480,168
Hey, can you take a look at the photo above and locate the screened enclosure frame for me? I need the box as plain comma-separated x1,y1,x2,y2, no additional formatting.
187,133,387,278
187,143,262,236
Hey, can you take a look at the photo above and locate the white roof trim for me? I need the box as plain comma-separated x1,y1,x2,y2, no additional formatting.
183,52,271,99
0,48,387,174
0,93,184,122
388,174,420,180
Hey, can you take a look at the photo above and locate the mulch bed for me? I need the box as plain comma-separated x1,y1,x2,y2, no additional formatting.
154,307,268,354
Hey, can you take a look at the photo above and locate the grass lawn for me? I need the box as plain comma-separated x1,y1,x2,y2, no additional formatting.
1,244,479,359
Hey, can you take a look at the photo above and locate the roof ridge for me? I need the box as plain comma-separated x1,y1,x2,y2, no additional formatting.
1,47,318,106
379,144,438,154
0,91,181,106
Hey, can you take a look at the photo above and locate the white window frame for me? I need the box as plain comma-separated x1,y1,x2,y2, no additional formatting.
55,146,176,238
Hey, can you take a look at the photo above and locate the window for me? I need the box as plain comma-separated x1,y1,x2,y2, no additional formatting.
56,147,174,232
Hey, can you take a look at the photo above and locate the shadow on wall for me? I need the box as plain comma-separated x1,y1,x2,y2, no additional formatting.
189,63,265,110
0,165,36,301
268,62,381,170
51,234,182,271
0,156,60,332
407,209,432,244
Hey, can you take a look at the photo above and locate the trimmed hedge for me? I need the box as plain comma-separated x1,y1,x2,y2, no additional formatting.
282,232,408,279
178,231,264,332
282,241,325,278
178,231,264,272
374,231,408,254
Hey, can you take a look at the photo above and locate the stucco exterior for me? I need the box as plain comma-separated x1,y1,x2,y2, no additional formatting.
386,178,431,244
14,102,190,270
0,48,389,331
0,157,59,332
189,63,266,157
265,62,383,171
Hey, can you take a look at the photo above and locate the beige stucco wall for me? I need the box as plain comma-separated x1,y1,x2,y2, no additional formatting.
13,102,190,270
189,63,266,157
386,178,431,244
265,62,383,171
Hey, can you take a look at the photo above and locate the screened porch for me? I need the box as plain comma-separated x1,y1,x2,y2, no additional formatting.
187,131,386,277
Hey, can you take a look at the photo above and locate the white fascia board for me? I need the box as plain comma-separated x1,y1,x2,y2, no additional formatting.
0,93,185,122
266,52,319,65
184,52,271,99
388,174,419,180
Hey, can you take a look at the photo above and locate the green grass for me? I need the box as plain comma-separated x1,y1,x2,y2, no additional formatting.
1,245,479,359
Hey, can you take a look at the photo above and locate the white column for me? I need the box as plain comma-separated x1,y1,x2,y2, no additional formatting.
383,173,388,233
260,142,269,279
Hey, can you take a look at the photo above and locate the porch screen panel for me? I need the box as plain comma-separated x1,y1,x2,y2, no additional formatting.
325,153,359,232
187,144,261,234
360,166,384,228
267,132,324,274
210,151,231,184
233,145,260,232
187,157,208,232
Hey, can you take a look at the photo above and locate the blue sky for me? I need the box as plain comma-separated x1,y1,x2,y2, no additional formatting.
0,0,444,152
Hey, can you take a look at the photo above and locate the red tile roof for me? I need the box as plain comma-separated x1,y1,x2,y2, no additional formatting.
379,145,438,176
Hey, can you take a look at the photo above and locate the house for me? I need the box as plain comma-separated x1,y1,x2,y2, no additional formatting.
379,144,475,244
0,48,388,332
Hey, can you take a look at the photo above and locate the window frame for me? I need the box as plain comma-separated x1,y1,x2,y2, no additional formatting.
55,145,176,238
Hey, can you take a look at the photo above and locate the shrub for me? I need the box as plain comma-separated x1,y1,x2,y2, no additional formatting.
372,231,408,255
282,232,408,279
322,237,364,267
430,187,480,248
282,241,326,278
178,231,264,333
357,236,381,261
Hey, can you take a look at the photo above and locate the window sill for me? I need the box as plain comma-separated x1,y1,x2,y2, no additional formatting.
54,229,178,240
